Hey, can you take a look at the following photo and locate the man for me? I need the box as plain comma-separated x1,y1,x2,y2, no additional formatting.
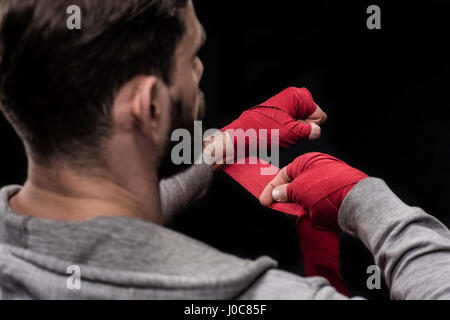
0,0,449,300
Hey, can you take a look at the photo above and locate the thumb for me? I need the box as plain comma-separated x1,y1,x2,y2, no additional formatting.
290,121,322,141
272,184,290,202
308,123,321,140
259,167,292,206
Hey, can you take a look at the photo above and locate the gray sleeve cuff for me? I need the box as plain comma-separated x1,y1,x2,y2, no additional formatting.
338,177,406,237
338,177,450,299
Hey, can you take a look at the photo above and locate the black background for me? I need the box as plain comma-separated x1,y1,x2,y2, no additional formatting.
1,0,450,299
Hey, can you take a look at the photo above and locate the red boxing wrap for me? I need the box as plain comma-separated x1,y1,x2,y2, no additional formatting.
286,153,369,231
221,89,353,295
222,87,318,148
223,157,349,296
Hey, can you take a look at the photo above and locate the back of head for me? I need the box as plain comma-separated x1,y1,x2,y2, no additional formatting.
0,0,187,167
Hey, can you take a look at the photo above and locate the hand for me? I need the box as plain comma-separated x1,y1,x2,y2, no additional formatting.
223,87,327,147
259,152,368,231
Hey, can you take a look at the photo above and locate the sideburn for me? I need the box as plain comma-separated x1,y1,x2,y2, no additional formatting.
156,96,195,180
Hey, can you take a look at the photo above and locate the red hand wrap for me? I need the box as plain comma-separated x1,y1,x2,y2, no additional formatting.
222,87,317,149
223,157,349,296
286,153,369,231
221,90,353,295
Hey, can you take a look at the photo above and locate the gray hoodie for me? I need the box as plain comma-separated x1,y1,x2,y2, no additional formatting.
1,164,450,299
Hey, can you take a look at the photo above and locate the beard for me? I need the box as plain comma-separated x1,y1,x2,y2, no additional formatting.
157,90,207,180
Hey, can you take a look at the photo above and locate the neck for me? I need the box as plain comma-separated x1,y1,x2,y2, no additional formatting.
9,152,163,224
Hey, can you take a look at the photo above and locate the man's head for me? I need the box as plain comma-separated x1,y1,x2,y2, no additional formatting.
0,0,206,178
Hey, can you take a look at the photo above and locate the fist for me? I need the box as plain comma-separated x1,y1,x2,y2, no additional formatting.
260,152,368,231
223,87,327,147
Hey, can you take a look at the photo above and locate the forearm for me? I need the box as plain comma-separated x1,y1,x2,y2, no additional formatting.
159,162,213,223
339,177,450,299
158,130,231,223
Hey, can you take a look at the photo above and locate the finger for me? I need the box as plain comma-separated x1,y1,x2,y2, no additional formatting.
286,152,340,179
272,184,289,202
293,121,321,141
257,87,317,120
294,87,317,119
305,105,328,126
286,152,328,179
286,176,310,206
259,167,292,206
308,123,321,140
291,121,313,141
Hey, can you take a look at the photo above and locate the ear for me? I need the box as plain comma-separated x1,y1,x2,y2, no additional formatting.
114,75,170,145
130,76,159,125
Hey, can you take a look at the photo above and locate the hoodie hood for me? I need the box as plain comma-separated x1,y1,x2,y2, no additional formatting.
0,186,277,300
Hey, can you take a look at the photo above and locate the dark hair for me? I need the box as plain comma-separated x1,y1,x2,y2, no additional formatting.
0,0,187,165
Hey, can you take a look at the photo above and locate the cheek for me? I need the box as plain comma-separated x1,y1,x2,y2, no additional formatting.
183,81,201,118
174,65,202,119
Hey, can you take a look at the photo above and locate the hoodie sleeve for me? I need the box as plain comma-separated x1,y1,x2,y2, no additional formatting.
237,269,357,300
339,177,450,300
240,177,450,300
159,163,213,223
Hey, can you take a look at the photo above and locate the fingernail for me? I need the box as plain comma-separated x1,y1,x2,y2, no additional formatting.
272,189,280,201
